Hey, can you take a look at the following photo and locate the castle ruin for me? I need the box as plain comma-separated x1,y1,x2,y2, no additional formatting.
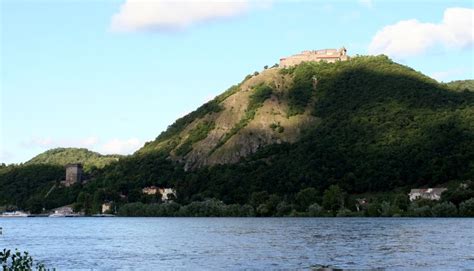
61,163,83,187
279,47,348,67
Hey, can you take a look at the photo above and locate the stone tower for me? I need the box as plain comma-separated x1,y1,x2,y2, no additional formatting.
65,163,83,185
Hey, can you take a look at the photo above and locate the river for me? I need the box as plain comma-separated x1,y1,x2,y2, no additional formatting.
1,217,473,270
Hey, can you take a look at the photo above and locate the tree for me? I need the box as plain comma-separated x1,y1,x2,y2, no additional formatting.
432,202,458,217
365,202,381,217
296,187,319,211
265,194,281,215
256,204,270,216
249,191,269,208
459,198,474,217
0,249,50,270
393,193,409,211
322,185,346,214
307,203,323,216
275,201,293,216
26,196,43,214
380,201,393,217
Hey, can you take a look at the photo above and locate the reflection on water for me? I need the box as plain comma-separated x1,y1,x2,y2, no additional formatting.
0,217,473,269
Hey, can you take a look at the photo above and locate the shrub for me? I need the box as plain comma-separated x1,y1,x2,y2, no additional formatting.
307,203,323,216
322,185,346,214
365,202,381,217
380,201,393,217
275,201,293,216
296,187,319,211
408,205,432,217
459,198,474,217
336,208,352,217
432,202,458,217
0,249,50,271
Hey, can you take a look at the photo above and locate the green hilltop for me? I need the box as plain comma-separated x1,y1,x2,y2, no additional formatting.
25,147,122,171
445,79,474,92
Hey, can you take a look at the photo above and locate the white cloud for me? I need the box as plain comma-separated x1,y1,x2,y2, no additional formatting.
368,7,474,58
110,0,269,32
100,138,143,155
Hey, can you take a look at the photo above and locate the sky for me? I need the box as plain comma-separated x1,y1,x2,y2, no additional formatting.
1,0,473,164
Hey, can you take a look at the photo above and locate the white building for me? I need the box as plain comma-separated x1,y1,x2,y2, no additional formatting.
409,188,447,201
142,186,177,202
102,202,113,214
160,188,177,201
49,205,75,217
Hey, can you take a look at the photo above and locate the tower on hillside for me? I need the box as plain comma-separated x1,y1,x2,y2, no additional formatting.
63,163,83,186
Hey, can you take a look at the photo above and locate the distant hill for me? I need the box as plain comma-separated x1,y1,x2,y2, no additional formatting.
445,80,474,92
26,148,121,171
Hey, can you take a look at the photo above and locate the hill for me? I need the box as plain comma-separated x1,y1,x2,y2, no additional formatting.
2,55,473,215
445,80,474,92
26,148,122,171
137,56,473,175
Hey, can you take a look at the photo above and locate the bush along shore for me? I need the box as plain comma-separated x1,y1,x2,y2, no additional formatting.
117,185,474,217
0,249,53,271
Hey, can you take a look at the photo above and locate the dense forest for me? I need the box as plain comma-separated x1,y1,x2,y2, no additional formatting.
1,56,473,216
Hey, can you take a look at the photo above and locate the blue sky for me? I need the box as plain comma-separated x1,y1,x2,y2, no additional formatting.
1,0,473,164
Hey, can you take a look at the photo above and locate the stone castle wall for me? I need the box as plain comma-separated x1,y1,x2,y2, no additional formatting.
280,47,348,67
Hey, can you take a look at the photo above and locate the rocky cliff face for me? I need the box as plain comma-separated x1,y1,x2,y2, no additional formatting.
137,67,318,170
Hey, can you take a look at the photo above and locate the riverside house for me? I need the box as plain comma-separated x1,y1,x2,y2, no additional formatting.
142,186,177,202
408,188,447,201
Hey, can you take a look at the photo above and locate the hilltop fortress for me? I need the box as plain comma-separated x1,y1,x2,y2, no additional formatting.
280,47,348,67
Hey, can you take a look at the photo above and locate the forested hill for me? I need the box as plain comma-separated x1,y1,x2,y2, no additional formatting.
26,148,121,171
1,55,473,215
168,55,474,201
137,55,474,174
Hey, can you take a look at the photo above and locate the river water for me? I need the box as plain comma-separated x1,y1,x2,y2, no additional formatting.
0,217,473,270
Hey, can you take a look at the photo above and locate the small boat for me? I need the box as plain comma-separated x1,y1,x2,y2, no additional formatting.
0,211,29,217
48,213,66,217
